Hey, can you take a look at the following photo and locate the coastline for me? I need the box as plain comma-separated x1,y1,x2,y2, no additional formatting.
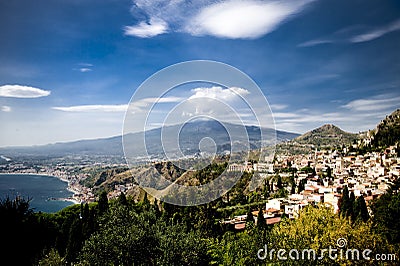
0,172,80,205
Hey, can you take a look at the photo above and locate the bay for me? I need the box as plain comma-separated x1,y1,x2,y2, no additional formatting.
0,174,75,213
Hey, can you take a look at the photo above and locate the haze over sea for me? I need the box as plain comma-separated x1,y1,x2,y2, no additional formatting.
0,174,74,213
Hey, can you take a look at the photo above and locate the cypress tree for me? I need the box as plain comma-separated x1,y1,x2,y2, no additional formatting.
256,206,265,230
277,175,283,190
355,196,369,222
348,191,356,220
98,191,109,215
118,191,127,206
339,186,350,217
246,208,255,224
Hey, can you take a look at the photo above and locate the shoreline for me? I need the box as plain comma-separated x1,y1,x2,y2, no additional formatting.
0,172,81,205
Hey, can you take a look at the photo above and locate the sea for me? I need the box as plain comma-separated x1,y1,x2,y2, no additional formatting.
0,174,75,213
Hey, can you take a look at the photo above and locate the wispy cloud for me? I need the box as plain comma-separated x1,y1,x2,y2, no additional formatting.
270,104,288,111
299,18,400,47
1,106,11,112
54,96,184,113
126,0,315,39
350,19,400,43
0,84,51,98
74,63,93,72
124,18,168,38
53,104,128,112
342,95,400,111
298,39,332,47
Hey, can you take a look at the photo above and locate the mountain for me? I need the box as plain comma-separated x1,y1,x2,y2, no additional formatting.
0,120,300,159
293,124,359,147
371,109,400,147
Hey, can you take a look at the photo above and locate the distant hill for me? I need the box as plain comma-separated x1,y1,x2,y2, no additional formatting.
372,109,400,147
0,120,299,159
293,124,359,147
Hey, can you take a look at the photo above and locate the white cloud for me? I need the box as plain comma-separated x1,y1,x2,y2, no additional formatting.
52,104,128,112
79,68,92,72
124,18,168,38
351,19,400,43
342,95,400,111
126,0,314,39
54,97,183,114
0,84,51,98
189,86,250,101
1,106,11,112
270,104,288,110
185,0,313,39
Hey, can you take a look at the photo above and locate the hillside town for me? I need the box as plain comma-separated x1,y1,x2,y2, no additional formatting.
223,142,399,229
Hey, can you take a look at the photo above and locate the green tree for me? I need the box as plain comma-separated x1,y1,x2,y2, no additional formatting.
38,249,66,266
339,186,350,217
142,191,151,210
65,218,83,263
326,165,332,179
256,206,265,230
246,208,255,225
270,205,394,265
118,192,127,206
276,175,283,189
0,196,58,265
79,205,160,265
354,195,369,222
298,178,306,193
371,187,400,244
348,191,356,220
97,191,109,215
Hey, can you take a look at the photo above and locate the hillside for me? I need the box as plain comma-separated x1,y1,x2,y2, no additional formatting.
293,124,358,147
277,124,359,154
372,109,400,147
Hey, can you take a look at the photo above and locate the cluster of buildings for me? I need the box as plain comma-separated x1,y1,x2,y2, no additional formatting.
223,144,399,230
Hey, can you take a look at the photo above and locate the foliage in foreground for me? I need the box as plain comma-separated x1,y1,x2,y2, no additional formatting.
1,189,399,265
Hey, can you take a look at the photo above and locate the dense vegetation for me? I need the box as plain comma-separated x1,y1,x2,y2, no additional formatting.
2,177,399,265
372,109,400,148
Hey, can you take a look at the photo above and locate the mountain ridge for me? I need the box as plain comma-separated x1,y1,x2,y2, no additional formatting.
0,120,300,158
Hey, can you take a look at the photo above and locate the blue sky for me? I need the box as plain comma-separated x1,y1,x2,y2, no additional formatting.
0,0,400,146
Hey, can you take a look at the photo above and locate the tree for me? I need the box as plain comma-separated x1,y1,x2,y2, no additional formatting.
290,175,296,194
0,196,58,265
65,218,83,263
80,206,160,265
326,166,332,179
371,187,400,244
118,192,127,206
97,191,109,215
354,196,369,222
348,191,356,220
339,186,350,217
270,205,394,265
143,191,151,210
38,249,65,266
276,175,283,190
298,179,306,193
256,206,265,230
246,208,255,225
